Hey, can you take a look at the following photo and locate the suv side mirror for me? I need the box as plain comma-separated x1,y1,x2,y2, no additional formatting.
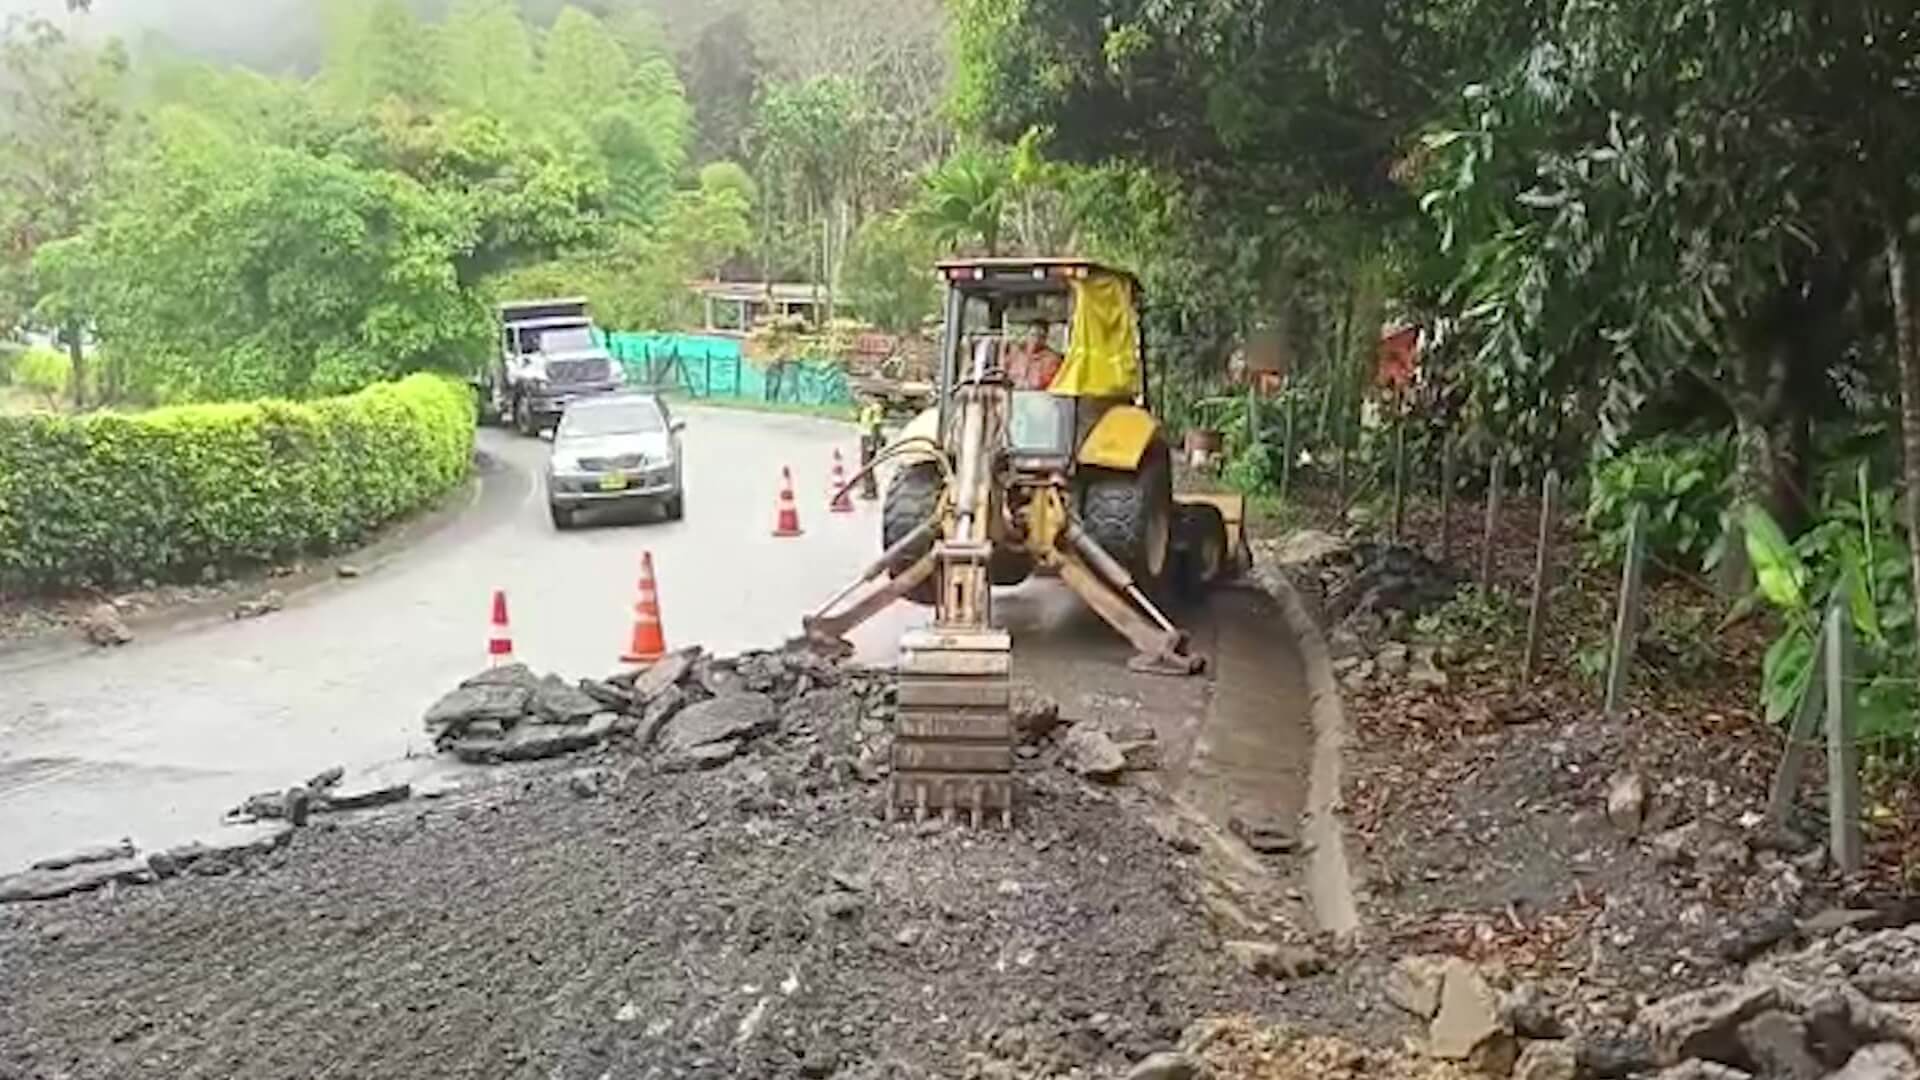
670,418,687,433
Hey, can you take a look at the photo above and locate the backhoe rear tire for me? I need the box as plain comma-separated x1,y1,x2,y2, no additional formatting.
882,462,942,606
1080,442,1174,592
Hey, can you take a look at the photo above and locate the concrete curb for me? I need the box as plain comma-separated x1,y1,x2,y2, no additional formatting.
1263,567,1361,937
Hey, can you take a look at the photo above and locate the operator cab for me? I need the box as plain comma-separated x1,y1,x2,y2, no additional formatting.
933,258,1147,472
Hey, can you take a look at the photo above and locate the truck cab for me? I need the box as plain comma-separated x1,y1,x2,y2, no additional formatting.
484,298,623,436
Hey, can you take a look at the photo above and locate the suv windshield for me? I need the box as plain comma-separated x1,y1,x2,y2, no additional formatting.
558,400,664,438
537,326,596,352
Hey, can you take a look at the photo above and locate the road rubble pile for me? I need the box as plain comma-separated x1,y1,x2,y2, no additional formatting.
1369,923,1920,1080
0,649,1291,1079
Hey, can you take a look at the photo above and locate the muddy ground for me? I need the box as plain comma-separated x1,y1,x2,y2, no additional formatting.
0,668,1353,1080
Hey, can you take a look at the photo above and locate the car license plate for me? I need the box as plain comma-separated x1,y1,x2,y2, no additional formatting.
598,474,629,492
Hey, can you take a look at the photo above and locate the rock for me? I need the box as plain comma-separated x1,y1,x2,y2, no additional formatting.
1736,1010,1823,1080
816,891,863,920
284,786,312,826
1228,814,1301,855
1830,1043,1920,1080
1386,955,1452,1020
1408,645,1451,690
462,663,541,690
318,776,411,812
1062,725,1126,781
1504,982,1569,1039
1574,1026,1660,1079
31,839,135,872
1802,908,1883,938
479,714,618,763
736,651,789,693
1376,642,1410,677
1607,770,1649,835
625,647,701,702
1125,1050,1203,1080
637,685,689,746
1223,939,1326,980
531,675,604,725
1429,958,1515,1071
232,789,294,820
305,766,346,791
82,603,133,646
1513,1040,1578,1080
568,769,606,799
423,682,532,736
1012,686,1064,743
830,868,873,893
660,693,776,753
0,858,154,903
1638,983,1778,1066
1326,626,1364,660
1718,908,1798,962
232,590,285,619
1650,1064,1752,1080
894,925,923,948
1111,726,1160,771
695,657,748,698
205,820,296,858
1652,822,1701,865
661,740,742,773
335,564,362,579
578,678,635,712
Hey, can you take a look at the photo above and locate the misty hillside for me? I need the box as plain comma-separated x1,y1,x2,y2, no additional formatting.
0,0,741,74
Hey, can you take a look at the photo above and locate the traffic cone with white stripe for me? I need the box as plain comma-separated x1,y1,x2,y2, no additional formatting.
487,589,514,667
829,449,855,514
620,552,669,664
773,466,804,537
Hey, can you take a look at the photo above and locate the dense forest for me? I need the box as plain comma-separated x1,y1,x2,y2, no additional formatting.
7,1,1920,752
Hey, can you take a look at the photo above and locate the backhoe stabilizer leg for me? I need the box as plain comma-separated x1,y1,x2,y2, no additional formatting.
799,550,937,654
1055,555,1205,676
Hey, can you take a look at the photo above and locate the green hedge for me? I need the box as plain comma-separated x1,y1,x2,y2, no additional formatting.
0,374,475,590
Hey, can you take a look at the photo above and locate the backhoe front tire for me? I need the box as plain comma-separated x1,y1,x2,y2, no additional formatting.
1080,443,1174,592
881,462,942,606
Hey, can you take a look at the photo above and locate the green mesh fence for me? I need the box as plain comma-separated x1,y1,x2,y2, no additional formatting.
602,332,854,409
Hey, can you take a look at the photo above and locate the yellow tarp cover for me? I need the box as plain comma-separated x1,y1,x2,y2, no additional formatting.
1053,273,1140,398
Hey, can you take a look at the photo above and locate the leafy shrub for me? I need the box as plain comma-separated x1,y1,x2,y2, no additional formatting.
1744,473,1917,754
0,374,474,590
1585,434,1733,572
14,345,72,407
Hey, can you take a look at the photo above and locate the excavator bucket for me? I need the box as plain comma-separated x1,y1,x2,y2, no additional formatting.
890,628,1015,827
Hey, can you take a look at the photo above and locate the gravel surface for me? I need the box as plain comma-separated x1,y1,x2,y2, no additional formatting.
0,683,1279,1080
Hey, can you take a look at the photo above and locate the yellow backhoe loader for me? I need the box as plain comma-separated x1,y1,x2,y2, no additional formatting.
804,258,1241,825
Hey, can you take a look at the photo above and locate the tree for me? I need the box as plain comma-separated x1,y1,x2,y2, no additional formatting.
752,76,878,312
842,213,937,333
443,0,536,121
0,16,128,407
322,0,449,109
911,148,1008,257
60,115,486,402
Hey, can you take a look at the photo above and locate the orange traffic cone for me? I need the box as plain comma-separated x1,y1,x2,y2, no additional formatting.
620,552,668,664
773,466,805,537
830,449,855,514
487,589,514,667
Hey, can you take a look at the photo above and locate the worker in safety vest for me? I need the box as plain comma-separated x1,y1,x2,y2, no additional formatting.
857,397,885,500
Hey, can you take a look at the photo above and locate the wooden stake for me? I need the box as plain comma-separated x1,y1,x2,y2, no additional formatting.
1768,611,1830,828
1391,392,1408,542
1279,388,1296,504
1480,455,1504,590
1603,504,1648,720
1438,434,1455,563
1522,471,1559,677
1824,604,1863,873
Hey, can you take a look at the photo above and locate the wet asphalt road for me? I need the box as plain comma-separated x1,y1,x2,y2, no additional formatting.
0,406,922,873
